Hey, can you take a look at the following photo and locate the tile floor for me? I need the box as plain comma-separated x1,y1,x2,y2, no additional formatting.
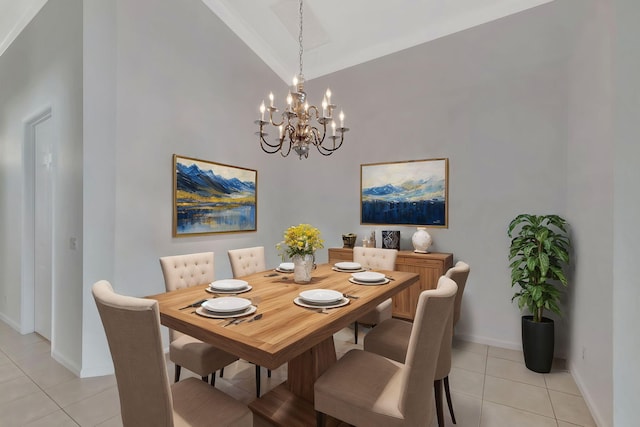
0,319,596,426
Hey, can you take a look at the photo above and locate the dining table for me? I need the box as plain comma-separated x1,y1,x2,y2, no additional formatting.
147,263,419,426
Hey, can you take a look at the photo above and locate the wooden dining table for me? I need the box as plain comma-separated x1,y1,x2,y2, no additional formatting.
147,263,419,426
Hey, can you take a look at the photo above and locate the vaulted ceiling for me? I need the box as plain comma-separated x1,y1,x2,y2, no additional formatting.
1,0,554,82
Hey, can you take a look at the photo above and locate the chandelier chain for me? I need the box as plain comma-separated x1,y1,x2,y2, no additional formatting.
298,0,303,77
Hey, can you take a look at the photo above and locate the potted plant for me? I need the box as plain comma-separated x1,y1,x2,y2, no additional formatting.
507,214,571,373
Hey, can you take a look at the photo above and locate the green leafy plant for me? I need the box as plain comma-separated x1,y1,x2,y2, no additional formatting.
507,214,571,322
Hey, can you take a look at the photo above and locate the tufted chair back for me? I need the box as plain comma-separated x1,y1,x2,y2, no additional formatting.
159,252,215,342
228,247,267,278
353,247,398,270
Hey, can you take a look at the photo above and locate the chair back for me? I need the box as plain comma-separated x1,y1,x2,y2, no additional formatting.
228,246,266,278
159,252,215,342
353,247,398,270
399,276,457,426
445,261,470,326
92,280,174,427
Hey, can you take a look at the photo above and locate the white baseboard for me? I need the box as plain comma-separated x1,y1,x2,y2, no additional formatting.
51,349,82,377
454,332,521,351
0,312,22,333
568,360,609,427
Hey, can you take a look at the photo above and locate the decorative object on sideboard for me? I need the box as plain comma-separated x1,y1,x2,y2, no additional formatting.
381,231,400,250
361,158,448,227
362,230,376,248
411,227,432,253
255,0,348,159
342,233,357,249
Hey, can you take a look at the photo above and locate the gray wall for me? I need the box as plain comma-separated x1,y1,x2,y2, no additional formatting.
613,0,640,425
565,1,614,425
0,0,83,372
0,0,625,424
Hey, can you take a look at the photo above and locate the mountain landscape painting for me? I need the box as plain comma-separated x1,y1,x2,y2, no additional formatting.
361,158,448,227
173,155,256,235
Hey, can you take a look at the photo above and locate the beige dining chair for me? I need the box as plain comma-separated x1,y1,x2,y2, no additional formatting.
92,280,252,427
228,246,267,277
315,276,458,427
159,252,239,387
352,246,398,344
363,261,470,426
227,246,271,397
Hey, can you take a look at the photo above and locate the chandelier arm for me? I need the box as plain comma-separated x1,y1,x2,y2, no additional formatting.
259,133,285,153
316,134,345,155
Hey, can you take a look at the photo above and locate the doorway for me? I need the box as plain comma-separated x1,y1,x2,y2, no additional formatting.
22,107,54,341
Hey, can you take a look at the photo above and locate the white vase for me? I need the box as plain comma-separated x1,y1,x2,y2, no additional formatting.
292,254,314,283
412,227,432,253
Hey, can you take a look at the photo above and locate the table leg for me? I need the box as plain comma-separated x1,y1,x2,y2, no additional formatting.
249,336,338,426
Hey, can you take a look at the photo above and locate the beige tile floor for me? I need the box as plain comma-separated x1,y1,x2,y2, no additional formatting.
0,319,596,427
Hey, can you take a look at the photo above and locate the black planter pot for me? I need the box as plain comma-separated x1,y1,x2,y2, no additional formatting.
521,315,554,373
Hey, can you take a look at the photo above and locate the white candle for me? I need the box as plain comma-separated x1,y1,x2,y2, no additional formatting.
339,110,344,127
322,97,328,117
279,125,284,138
326,88,332,105
259,101,265,121
331,120,336,136
269,92,274,107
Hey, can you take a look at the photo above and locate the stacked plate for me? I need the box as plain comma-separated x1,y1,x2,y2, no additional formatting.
275,262,294,273
294,289,349,309
349,271,390,285
333,261,364,273
207,279,252,294
197,297,257,319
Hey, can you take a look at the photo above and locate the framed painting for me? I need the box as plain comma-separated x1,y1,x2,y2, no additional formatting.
361,158,448,228
173,154,257,236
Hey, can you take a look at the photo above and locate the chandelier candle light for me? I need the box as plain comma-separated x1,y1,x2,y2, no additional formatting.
256,0,348,159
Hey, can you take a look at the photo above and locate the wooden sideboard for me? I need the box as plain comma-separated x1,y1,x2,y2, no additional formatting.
328,248,453,320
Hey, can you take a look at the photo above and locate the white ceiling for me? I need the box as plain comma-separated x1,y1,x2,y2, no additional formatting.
0,0,554,83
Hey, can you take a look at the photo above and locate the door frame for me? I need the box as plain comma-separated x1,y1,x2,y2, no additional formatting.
21,106,55,336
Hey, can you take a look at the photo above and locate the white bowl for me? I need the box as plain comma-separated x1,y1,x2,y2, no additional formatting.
209,279,249,291
334,262,362,270
299,289,343,304
351,271,386,283
202,297,252,313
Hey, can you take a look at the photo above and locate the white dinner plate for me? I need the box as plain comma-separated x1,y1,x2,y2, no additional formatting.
294,297,349,309
351,271,386,283
332,267,366,273
205,285,252,295
195,305,257,319
275,268,293,273
334,262,362,271
278,262,294,271
201,297,252,313
209,279,249,291
299,289,343,304
348,277,390,286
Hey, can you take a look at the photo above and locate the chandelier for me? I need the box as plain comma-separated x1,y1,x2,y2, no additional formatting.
255,0,348,159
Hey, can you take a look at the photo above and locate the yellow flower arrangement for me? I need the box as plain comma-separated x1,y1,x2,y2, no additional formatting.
277,223,324,258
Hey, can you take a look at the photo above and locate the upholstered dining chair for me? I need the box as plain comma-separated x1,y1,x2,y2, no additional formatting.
159,252,239,387
352,247,398,344
364,261,471,426
315,276,458,427
227,246,271,397
228,246,267,277
92,280,252,427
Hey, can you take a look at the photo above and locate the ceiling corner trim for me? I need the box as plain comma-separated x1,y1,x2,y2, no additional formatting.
0,0,48,58
201,0,291,83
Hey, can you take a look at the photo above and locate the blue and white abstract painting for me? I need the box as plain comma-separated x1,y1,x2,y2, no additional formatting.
361,158,448,227
173,155,257,235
